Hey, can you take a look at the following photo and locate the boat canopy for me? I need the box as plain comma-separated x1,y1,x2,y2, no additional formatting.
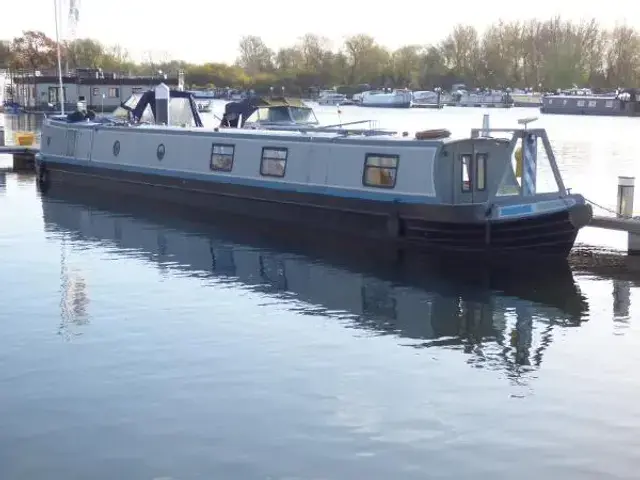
221,96,317,128
113,89,203,127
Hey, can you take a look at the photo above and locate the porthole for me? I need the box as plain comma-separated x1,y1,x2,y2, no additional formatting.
113,140,120,156
157,143,165,161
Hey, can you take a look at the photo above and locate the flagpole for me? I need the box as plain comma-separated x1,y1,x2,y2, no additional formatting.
53,0,65,114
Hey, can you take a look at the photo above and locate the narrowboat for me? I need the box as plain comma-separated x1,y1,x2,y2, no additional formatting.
540,88,640,116
35,83,593,258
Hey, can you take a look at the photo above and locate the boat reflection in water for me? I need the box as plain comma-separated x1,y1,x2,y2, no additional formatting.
40,187,589,383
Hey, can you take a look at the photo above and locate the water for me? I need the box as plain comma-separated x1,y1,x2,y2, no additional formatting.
2,108,640,479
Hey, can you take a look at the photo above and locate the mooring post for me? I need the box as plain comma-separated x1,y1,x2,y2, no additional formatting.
616,176,640,254
154,82,170,126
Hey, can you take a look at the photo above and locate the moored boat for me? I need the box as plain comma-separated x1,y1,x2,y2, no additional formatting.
360,89,412,108
35,84,592,259
196,100,212,113
411,90,444,109
540,88,640,116
317,90,348,106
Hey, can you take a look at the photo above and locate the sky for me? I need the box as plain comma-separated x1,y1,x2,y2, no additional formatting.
4,0,639,65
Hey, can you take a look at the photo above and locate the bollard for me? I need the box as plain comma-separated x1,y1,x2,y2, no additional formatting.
481,114,490,136
0,126,4,147
616,176,640,255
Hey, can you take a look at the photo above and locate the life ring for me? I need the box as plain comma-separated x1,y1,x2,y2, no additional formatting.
415,129,451,140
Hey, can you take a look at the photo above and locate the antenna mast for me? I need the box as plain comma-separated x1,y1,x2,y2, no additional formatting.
65,0,80,74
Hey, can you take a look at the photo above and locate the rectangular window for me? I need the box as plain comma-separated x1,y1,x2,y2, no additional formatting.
132,87,144,93
92,87,100,96
108,87,120,98
461,154,472,192
475,153,487,191
588,100,596,107
606,100,613,108
210,144,234,172
362,154,399,188
576,100,585,107
260,147,288,177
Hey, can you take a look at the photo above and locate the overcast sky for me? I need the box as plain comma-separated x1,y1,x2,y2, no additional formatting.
5,0,639,64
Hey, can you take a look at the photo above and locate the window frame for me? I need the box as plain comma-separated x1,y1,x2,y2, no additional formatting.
475,153,487,191
362,153,399,189
260,147,288,178
460,153,472,192
210,143,235,172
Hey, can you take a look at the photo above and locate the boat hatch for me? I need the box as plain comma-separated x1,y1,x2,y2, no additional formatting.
448,140,494,204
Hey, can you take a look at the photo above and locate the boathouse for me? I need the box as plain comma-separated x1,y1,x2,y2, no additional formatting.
10,68,182,113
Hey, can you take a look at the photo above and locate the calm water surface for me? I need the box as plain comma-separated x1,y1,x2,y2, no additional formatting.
1,108,640,479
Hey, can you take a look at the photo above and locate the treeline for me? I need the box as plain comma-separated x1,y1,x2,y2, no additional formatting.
2,18,640,94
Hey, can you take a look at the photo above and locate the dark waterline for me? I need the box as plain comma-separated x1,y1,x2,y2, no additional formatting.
2,109,640,479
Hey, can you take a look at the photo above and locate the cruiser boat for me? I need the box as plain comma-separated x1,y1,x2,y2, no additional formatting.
196,100,212,113
360,89,412,108
317,90,348,106
35,84,593,258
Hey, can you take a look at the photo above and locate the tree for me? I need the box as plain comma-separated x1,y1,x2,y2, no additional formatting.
0,40,12,68
236,36,274,75
10,30,56,70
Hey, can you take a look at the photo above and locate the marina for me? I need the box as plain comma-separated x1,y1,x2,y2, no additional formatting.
5,4,640,478
4,90,640,480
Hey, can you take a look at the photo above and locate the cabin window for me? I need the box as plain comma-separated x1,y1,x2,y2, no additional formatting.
363,154,398,188
108,87,120,98
92,87,100,96
461,154,472,192
475,153,487,191
260,147,288,177
588,100,597,107
606,100,613,108
211,144,235,172
577,100,585,107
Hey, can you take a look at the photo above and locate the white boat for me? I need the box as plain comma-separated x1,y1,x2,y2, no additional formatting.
360,89,412,108
196,100,212,113
317,90,347,106
453,90,512,108
411,90,444,109
34,83,593,258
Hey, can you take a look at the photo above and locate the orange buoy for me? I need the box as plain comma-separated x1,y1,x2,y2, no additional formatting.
415,129,451,140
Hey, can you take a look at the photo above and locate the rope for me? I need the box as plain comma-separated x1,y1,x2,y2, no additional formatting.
584,197,638,219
